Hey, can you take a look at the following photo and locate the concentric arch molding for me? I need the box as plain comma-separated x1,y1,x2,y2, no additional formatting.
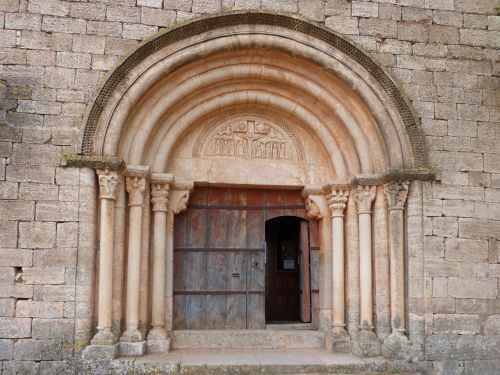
80,10,427,169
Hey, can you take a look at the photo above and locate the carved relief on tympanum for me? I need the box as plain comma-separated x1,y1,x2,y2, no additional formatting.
193,112,306,163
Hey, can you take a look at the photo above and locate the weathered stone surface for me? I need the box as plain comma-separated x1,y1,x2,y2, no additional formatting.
21,267,66,285
0,318,31,338
448,277,498,299
425,334,475,360
19,221,56,249
32,318,74,339
432,314,480,335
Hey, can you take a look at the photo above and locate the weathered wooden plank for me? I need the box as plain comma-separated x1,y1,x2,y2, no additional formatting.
206,295,227,329
173,294,186,329
247,293,265,328
185,295,206,329
227,294,246,329
265,189,283,219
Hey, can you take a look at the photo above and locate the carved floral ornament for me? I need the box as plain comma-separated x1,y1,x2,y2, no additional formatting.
96,169,121,200
384,181,409,210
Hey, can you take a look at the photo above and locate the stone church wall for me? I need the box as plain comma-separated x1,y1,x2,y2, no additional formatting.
0,0,498,374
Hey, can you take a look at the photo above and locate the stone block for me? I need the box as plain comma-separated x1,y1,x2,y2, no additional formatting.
56,52,91,69
484,315,500,335
0,124,22,143
325,16,359,35
56,222,78,248
0,339,13,360
474,336,500,360
19,183,58,201
14,339,43,360
425,259,475,277
119,341,146,356
92,55,119,71
425,334,475,360
32,318,74,339
484,154,500,173
0,284,33,299
42,285,75,302
445,238,488,262
55,167,79,186
141,7,176,27
0,318,31,338
432,217,458,237
22,267,65,285
74,70,101,91
147,338,170,354
28,0,69,17
106,6,141,23
433,10,462,27
432,277,447,298
82,344,118,360
442,199,473,217
5,13,41,31
261,0,297,12
398,22,428,42
0,0,18,12
41,16,86,34
3,361,40,375
465,360,500,375
432,314,480,335
16,300,64,319
122,23,158,40
456,299,488,315
87,21,122,37
424,236,444,257
0,181,18,200
429,25,459,44
0,299,15,317
36,201,78,222
27,50,56,66
428,297,455,314
0,200,34,221
448,277,498,299
20,30,72,52
459,218,500,239
352,1,378,18
461,29,500,49
43,66,75,89
325,0,350,16
19,221,56,249
69,3,107,21
359,19,397,38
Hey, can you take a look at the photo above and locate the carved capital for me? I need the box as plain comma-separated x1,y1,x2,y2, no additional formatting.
305,196,322,219
328,189,349,217
169,180,194,215
151,184,169,212
384,181,409,211
96,169,120,200
150,173,174,212
354,185,377,214
126,176,146,206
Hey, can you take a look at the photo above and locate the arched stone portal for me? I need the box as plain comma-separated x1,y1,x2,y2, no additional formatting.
73,11,433,360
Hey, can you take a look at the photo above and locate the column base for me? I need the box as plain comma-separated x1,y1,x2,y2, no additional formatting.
352,328,381,358
90,329,116,345
120,329,143,342
382,331,416,360
119,341,146,356
330,326,351,353
147,338,171,354
82,343,118,360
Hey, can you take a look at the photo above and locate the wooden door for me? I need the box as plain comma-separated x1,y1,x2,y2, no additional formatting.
173,187,308,329
300,221,311,322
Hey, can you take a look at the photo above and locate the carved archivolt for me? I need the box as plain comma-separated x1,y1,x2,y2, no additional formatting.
192,111,306,163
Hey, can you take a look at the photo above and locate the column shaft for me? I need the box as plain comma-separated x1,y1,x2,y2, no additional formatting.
165,210,174,331
92,169,120,345
122,170,148,342
355,185,376,330
384,181,409,333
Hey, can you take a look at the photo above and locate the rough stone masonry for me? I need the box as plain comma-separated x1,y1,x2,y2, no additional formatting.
0,0,499,374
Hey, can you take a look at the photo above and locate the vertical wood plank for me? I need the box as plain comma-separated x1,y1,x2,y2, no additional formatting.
300,221,311,322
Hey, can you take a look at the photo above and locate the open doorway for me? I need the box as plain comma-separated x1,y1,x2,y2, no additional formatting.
265,216,311,324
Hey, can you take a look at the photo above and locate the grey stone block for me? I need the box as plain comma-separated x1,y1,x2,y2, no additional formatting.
119,341,146,356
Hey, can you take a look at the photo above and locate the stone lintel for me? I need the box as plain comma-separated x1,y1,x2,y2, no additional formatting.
351,169,435,186
124,165,150,177
62,153,124,171
150,172,174,185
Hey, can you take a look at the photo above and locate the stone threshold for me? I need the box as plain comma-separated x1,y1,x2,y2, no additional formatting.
108,348,394,374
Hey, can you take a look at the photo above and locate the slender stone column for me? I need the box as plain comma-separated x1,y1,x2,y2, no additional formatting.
353,185,379,357
91,169,120,345
147,173,173,353
355,185,376,330
120,166,149,353
383,181,409,334
328,188,349,329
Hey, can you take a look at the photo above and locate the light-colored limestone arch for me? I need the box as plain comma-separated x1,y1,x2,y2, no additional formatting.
79,11,428,185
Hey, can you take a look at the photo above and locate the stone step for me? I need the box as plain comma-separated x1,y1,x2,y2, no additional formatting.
170,329,325,349
108,348,395,374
